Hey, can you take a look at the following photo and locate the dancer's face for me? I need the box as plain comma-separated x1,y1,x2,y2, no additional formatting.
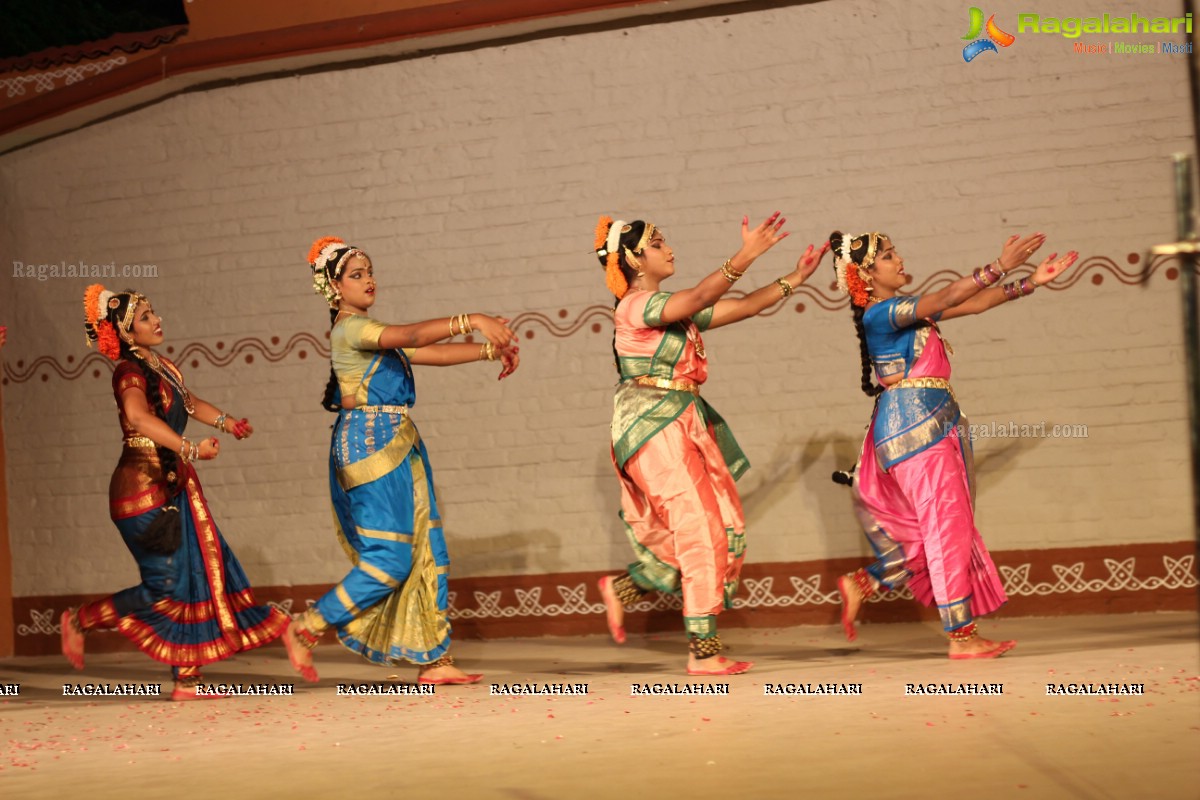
867,238,907,294
334,254,376,312
128,300,164,347
632,230,674,282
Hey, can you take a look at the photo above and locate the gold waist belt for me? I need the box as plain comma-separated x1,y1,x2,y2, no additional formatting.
887,377,955,400
123,436,157,449
351,404,409,415
632,376,700,396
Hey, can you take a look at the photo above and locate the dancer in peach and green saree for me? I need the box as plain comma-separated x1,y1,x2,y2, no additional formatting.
594,214,826,675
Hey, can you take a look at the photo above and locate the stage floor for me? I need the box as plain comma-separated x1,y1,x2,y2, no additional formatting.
1,612,1197,799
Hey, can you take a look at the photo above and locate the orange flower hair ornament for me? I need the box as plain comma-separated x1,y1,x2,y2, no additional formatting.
595,216,656,300
308,235,355,307
594,216,628,299
82,283,124,360
834,232,883,308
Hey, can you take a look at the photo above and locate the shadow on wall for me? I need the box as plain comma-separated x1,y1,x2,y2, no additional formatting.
452,528,565,576
738,428,1049,556
739,431,872,555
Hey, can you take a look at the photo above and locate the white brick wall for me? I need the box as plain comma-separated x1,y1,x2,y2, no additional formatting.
0,0,1193,595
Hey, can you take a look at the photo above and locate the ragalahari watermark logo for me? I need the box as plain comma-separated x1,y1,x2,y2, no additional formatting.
962,7,1016,62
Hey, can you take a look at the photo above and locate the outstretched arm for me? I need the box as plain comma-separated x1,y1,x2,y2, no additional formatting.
408,342,521,379
376,314,515,351
912,233,1045,320
939,251,1079,321
707,241,829,330
655,213,789,325
189,395,253,439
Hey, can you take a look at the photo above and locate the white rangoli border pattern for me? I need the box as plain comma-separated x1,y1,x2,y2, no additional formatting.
1,56,128,98
16,555,1196,634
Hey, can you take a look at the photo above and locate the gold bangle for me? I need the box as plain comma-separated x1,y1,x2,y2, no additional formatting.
461,314,473,335
478,342,496,361
777,277,793,298
214,413,229,433
449,317,458,337
719,259,744,283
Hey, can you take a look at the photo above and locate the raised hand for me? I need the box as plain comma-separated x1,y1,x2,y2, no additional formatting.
474,315,516,349
998,232,1047,272
791,241,831,285
737,211,789,264
1031,251,1079,287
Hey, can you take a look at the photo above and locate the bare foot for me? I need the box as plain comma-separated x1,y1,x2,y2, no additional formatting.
598,576,626,644
418,663,483,685
61,609,84,670
948,636,1017,660
836,574,862,642
283,619,319,682
687,654,754,675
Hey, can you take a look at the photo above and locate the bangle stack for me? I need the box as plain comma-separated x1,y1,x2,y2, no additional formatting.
214,413,229,433
179,436,200,464
719,259,744,284
1001,277,1038,301
971,260,1006,289
478,342,497,361
776,277,794,298
449,313,473,337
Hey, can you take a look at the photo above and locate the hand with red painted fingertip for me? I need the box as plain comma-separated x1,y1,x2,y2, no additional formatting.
1032,250,1079,287
496,344,520,380
232,418,253,440
787,240,831,286
735,211,790,266
197,437,220,460
998,232,1047,272
473,315,515,349
0,326,7,349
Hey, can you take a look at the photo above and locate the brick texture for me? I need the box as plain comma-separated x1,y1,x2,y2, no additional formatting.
0,0,1193,596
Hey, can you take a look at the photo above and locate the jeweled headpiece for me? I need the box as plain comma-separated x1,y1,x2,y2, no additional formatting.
308,236,369,307
83,283,148,360
833,231,885,308
594,216,656,299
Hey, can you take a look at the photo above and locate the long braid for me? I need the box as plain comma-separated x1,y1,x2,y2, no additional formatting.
321,307,341,412
120,339,183,554
599,220,647,378
851,305,884,398
831,230,885,399
609,262,639,377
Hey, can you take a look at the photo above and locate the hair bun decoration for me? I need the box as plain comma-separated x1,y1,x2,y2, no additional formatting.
82,283,123,359
831,230,877,308
594,216,613,253
595,215,630,300
308,236,345,267
309,235,349,306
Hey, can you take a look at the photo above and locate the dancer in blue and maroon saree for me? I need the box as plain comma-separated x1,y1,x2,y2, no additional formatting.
63,285,288,700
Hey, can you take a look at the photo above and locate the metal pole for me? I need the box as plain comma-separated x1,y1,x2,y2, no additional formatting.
1171,156,1200,550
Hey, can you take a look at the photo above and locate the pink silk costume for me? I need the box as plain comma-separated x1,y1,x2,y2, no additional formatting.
853,296,1007,632
610,290,749,639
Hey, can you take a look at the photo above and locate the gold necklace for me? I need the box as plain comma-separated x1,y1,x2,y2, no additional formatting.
138,350,195,414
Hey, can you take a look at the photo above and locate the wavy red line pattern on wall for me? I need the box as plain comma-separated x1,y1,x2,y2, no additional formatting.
1,254,1187,385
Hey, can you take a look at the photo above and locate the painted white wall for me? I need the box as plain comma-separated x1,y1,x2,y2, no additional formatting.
0,0,1192,595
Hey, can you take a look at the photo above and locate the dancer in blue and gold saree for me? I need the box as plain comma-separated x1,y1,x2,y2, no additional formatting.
287,237,519,685
64,285,289,701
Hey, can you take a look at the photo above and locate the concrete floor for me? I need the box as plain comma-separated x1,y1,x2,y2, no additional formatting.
0,612,1197,800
